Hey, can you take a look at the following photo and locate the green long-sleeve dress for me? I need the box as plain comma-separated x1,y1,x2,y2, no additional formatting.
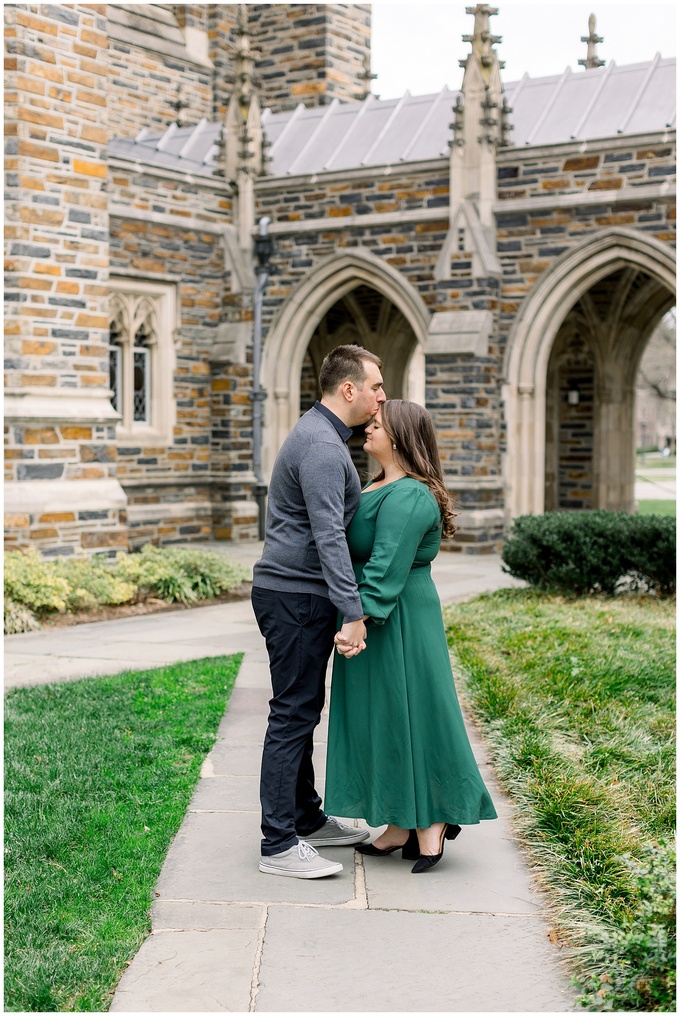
325,477,497,829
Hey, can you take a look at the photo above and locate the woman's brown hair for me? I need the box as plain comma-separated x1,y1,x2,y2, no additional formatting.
373,400,457,538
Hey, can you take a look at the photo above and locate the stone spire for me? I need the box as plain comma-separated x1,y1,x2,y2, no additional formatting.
461,4,504,75
578,13,605,70
224,5,266,251
437,4,505,283
451,4,506,226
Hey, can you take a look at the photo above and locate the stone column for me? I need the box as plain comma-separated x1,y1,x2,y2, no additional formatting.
4,4,127,556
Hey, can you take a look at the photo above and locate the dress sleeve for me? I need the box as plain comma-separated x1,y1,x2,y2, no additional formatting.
359,485,439,625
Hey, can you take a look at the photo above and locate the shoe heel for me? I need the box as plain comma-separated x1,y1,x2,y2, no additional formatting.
401,829,420,861
445,824,462,841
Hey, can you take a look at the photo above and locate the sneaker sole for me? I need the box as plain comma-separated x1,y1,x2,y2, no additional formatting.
304,834,370,846
259,861,343,878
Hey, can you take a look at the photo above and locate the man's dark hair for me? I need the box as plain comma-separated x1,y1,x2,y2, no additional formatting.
318,344,382,395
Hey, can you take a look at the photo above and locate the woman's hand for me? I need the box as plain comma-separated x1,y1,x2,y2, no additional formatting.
334,631,366,657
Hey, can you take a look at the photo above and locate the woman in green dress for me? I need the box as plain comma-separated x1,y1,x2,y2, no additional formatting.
326,400,497,873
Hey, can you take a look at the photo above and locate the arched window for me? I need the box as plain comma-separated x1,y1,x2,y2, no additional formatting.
108,279,177,443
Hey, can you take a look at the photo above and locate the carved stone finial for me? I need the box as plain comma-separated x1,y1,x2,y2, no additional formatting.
478,85,499,146
448,95,465,149
213,124,226,176
359,52,377,100
463,4,502,62
226,5,261,117
578,12,605,70
260,129,272,177
499,95,513,147
171,83,190,127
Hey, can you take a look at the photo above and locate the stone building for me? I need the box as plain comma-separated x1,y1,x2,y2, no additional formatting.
4,4,676,556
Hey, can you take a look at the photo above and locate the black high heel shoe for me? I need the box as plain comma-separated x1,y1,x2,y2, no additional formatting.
411,823,462,873
356,828,420,860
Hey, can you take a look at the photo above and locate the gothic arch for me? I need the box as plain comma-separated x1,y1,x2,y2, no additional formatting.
502,229,676,517
261,248,431,474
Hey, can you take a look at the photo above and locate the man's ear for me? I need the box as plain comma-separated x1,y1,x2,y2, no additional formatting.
340,380,354,402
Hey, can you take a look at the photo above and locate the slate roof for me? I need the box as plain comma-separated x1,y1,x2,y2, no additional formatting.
107,56,676,179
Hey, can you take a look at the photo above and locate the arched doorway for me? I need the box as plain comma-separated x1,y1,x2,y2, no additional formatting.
261,249,430,477
299,283,421,479
503,229,676,517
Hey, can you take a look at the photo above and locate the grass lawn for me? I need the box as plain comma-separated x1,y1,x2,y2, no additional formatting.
637,499,676,517
636,456,676,470
445,590,675,1012
4,654,242,1012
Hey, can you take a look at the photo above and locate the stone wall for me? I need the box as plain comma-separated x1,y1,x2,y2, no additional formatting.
207,4,238,122
4,2,126,556
107,4,213,139
108,182,228,545
108,155,260,546
496,138,675,317
210,362,260,543
247,3,371,113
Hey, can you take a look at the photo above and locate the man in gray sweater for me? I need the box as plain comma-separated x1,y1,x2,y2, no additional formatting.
252,344,385,878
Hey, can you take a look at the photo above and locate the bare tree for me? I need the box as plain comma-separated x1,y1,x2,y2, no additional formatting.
638,308,676,402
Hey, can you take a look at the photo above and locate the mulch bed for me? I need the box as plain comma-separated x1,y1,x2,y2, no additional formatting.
39,584,253,629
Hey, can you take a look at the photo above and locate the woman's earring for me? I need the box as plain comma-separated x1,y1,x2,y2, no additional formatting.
392,443,397,450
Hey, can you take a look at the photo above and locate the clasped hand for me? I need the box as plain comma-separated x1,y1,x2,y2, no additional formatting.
334,618,367,658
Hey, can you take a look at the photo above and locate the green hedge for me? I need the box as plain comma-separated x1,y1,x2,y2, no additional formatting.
502,511,675,597
4,545,251,634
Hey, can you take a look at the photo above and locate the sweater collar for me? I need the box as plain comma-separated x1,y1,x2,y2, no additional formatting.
313,401,353,443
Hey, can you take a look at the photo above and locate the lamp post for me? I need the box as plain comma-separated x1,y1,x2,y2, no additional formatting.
252,216,273,540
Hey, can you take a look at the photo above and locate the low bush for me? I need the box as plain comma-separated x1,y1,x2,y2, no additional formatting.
53,556,137,612
4,548,70,613
112,545,249,604
3,600,41,635
575,842,676,1012
4,545,251,634
502,512,675,597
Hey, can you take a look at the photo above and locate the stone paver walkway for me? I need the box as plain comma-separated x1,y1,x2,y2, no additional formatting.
634,467,676,501
5,547,577,1011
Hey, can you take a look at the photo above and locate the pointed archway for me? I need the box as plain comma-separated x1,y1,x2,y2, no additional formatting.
503,229,676,517
261,249,431,476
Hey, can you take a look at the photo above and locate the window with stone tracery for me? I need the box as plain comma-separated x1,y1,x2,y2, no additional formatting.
108,279,177,443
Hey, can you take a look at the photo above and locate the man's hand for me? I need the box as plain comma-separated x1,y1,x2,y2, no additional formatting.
334,618,367,658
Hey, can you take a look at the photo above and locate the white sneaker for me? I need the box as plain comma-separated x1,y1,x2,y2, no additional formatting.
304,816,371,847
259,840,343,879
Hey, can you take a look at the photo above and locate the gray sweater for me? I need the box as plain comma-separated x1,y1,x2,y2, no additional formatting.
252,406,364,621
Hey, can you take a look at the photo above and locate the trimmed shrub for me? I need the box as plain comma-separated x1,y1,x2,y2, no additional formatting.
502,512,675,597
626,515,676,597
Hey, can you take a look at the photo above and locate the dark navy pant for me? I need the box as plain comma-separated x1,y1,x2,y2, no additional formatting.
251,586,338,855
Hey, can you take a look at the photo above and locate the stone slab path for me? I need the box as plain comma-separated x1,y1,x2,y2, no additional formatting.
634,462,676,501
5,547,577,1011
